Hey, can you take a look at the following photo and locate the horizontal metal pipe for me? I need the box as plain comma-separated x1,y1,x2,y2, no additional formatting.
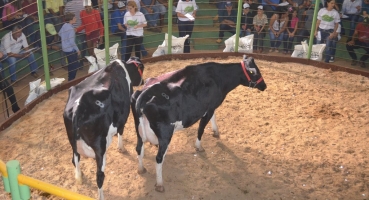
18,174,94,200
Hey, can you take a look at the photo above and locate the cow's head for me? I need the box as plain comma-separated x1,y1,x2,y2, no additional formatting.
241,55,267,91
125,57,145,86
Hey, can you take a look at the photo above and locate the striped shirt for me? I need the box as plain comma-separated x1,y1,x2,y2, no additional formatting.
64,0,85,33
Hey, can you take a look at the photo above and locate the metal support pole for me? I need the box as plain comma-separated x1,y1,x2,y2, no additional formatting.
6,160,22,200
307,1,320,59
37,0,51,90
167,0,173,54
103,0,110,64
234,0,243,52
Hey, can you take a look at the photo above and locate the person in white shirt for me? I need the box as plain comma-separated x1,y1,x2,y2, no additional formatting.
0,25,39,86
124,0,147,61
176,0,197,53
341,0,362,37
315,0,340,63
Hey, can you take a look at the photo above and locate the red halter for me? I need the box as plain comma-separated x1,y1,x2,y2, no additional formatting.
128,60,143,77
241,61,264,87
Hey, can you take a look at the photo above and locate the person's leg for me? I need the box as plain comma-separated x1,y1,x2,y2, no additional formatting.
348,14,359,37
26,52,38,74
359,41,369,61
275,32,284,50
283,32,289,52
65,51,80,81
269,30,276,50
346,41,359,61
253,31,259,51
76,33,87,66
125,35,135,62
218,23,227,40
288,36,295,52
259,32,265,51
121,33,127,60
324,33,337,63
141,8,155,27
183,21,194,53
134,37,144,58
6,56,17,82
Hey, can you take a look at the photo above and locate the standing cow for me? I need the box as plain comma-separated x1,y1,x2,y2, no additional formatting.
131,55,266,192
63,57,144,200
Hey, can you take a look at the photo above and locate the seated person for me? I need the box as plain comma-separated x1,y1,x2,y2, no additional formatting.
341,0,362,37
346,17,369,68
2,0,24,30
241,3,254,37
0,25,39,85
216,1,237,43
156,0,169,26
21,0,39,45
45,0,64,32
140,0,161,32
0,51,20,113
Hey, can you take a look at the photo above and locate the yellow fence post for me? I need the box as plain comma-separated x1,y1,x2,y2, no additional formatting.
0,160,10,192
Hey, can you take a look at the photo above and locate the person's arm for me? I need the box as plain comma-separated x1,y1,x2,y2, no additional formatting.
292,18,299,35
347,29,358,45
279,16,288,33
96,11,104,36
76,11,86,32
269,15,276,33
65,27,79,52
341,0,347,14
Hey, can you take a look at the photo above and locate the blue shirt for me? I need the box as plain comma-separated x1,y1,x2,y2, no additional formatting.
262,0,280,10
58,23,79,53
111,9,126,33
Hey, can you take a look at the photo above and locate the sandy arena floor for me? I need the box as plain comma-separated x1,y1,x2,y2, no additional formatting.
0,57,369,200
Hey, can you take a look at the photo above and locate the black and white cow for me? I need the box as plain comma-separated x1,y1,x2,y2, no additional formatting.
131,56,267,192
63,57,144,200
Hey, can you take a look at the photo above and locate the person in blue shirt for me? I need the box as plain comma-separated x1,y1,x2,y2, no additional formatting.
216,1,237,43
111,1,128,60
59,12,81,81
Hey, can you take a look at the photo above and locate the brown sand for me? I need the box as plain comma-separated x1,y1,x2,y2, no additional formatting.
0,57,369,200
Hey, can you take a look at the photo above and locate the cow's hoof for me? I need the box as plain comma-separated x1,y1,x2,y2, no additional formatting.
212,133,220,138
155,185,165,193
76,176,83,185
196,147,205,152
138,167,147,174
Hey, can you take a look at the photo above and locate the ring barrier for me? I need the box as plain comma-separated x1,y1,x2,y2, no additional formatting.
0,159,93,200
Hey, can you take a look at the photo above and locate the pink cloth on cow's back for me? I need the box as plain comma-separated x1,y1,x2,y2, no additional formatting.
143,69,182,89
2,3,17,22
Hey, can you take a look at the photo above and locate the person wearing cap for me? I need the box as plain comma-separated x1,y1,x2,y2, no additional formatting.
76,0,104,58
253,5,268,53
0,25,39,86
124,1,148,60
216,2,236,43
346,16,369,68
59,12,81,81
241,3,254,36
111,1,128,60
176,0,198,53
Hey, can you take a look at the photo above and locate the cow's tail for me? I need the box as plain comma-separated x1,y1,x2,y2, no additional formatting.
135,83,169,116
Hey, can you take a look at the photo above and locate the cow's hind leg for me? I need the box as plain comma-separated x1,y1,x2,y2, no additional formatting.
210,113,219,138
72,152,82,184
155,137,171,193
93,145,107,200
196,111,215,152
136,133,146,174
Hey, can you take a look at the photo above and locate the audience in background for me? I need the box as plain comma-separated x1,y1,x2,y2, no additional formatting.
176,0,197,53
21,0,39,45
45,0,64,32
346,16,369,68
268,6,288,52
241,3,254,36
253,5,268,53
283,7,298,54
2,0,24,30
124,1,147,61
262,0,280,18
216,1,236,43
140,0,161,32
0,25,39,86
111,1,127,60
0,51,20,113
315,0,340,63
76,0,104,58
59,12,81,81
341,0,362,38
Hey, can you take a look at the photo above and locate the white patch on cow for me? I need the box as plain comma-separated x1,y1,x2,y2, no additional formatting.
118,133,124,151
98,188,104,200
171,121,184,132
73,154,82,183
167,77,185,89
195,138,202,150
77,139,95,158
101,153,107,172
106,123,118,148
156,148,168,186
137,144,145,173
138,115,159,145
115,59,132,93
210,114,219,135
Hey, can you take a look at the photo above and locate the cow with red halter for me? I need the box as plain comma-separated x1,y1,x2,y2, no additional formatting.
131,55,266,192
63,57,144,200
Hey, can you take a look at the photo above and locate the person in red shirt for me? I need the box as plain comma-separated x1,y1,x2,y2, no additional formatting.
76,0,104,57
346,16,369,68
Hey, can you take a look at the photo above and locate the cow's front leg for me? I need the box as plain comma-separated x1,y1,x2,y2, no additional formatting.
94,144,107,200
155,139,170,193
210,113,219,138
196,111,214,152
72,152,82,184
117,132,126,153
